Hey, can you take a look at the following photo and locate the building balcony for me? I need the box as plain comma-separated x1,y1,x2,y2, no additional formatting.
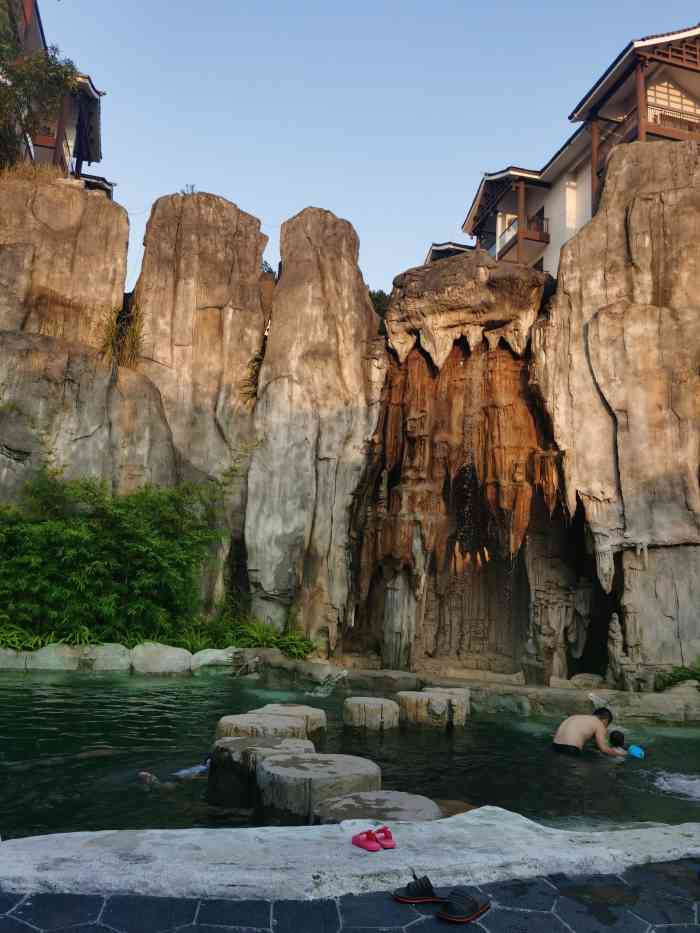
492,215,549,261
597,104,700,178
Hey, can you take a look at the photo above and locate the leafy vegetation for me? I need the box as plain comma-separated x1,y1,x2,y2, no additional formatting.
0,2,78,168
655,657,700,692
0,470,316,659
369,288,390,317
100,298,145,369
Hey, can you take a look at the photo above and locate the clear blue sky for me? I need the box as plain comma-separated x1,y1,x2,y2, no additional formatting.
41,0,700,290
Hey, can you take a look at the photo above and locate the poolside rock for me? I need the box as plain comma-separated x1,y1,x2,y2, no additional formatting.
422,686,471,721
345,669,420,692
667,679,700,693
207,736,315,807
343,697,400,731
25,644,82,671
257,752,381,823
435,799,479,818
80,644,132,672
314,790,441,824
215,712,308,740
130,643,193,675
0,648,28,671
250,704,327,735
399,690,468,728
191,648,236,672
245,207,385,640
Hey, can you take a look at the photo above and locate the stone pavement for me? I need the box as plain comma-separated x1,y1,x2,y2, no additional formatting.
0,858,698,932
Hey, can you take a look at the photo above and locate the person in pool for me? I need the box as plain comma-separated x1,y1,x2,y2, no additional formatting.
552,707,627,757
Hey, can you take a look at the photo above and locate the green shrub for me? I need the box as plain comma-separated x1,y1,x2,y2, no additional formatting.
655,657,700,692
0,470,221,646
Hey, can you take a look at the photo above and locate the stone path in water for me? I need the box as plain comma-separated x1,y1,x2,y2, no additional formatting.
0,858,698,932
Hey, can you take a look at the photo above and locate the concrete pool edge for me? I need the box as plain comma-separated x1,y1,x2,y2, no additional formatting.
1,807,699,900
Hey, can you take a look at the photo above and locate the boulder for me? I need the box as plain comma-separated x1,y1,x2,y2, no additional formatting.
130,643,192,675
435,799,479,818
553,674,605,690
215,713,308,740
25,644,82,671
0,333,179,502
256,752,381,822
667,680,700,694
314,790,441,824
250,704,327,735
191,648,236,672
80,644,132,672
0,172,128,348
399,690,467,728
207,736,315,807
245,207,386,639
0,648,28,671
422,687,471,721
343,697,400,731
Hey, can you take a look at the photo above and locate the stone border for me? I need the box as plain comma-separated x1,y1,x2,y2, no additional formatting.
0,807,698,900
0,643,244,675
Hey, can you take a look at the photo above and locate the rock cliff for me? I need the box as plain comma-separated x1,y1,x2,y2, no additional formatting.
531,140,700,679
1,142,698,688
245,208,385,646
0,175,128,348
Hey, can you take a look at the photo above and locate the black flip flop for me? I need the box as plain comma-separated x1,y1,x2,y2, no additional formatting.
436,886,491,924
393,870,446,904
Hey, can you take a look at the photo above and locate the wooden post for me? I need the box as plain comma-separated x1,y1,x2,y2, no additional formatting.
590,118,600,211
52,95,69,172
516,179,525,263
636,59,647,142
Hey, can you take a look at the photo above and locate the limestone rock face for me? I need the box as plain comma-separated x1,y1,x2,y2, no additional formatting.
344,251,555,673
133,193,268,482
531,139,700,670
245,208,386,641
0,175,128,348
0,332,178,500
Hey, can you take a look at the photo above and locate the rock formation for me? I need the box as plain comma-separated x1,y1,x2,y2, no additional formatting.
343,252,566,674
531,140,700,679
245,208,385,644
0,174,128,349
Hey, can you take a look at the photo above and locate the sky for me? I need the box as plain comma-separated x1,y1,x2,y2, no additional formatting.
40,0,700,291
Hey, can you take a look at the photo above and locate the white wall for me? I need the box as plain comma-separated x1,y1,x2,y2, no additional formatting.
541,171,577,275
575,159,592,230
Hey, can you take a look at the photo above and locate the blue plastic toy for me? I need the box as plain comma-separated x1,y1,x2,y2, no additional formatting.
628,744,645,759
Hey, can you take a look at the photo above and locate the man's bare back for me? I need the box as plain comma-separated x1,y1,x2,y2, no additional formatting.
552,711,626,757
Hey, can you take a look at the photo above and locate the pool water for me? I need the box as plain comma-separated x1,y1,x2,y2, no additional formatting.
1,672,699,839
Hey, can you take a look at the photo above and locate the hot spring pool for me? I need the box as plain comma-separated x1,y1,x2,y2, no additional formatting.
1,671,699,840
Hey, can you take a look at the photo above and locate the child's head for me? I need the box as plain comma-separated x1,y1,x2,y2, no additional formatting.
609,730,626,748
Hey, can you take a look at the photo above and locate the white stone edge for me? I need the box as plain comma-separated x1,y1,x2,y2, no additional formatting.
0,642,240,674
0,807,698,900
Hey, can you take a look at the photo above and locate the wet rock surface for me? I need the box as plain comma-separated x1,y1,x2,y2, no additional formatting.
343,697,400,730
314,790,442,823
256,752,381,822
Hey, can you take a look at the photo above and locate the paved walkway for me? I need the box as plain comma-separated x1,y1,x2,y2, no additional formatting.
0,858,698,933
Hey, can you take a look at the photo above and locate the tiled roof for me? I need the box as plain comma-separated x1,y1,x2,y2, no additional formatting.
637,22,700,42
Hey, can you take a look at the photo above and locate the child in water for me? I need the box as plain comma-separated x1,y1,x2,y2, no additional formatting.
610,730,646,759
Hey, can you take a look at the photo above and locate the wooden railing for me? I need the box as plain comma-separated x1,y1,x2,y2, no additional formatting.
648,104,700,135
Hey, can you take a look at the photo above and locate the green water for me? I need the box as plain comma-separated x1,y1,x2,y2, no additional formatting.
1,671,699,840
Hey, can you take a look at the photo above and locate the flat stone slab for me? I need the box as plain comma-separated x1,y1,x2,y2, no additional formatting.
343,697,400,730
1,808,698,901
257,752,381,822
251,703,327,734
314,790,442,823
215,713,308,740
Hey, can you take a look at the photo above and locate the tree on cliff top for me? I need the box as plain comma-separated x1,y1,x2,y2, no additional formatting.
0,0,77,169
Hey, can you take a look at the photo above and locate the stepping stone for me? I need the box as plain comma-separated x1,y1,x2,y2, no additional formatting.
422,686,471,721
257,752,381,822
251,703,327,734
215,712,308,740
343,697,400,730
314,790,442,823
399,689,468,727
207,736,315,807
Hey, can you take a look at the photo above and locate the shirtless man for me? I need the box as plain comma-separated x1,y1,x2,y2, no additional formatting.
552,707,626,757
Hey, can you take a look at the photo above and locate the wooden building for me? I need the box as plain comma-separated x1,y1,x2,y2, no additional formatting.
461,24,700,275
6,0,114,197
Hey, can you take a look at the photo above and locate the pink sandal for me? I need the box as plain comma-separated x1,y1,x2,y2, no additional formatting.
352,829,381,852
375,826,396,849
